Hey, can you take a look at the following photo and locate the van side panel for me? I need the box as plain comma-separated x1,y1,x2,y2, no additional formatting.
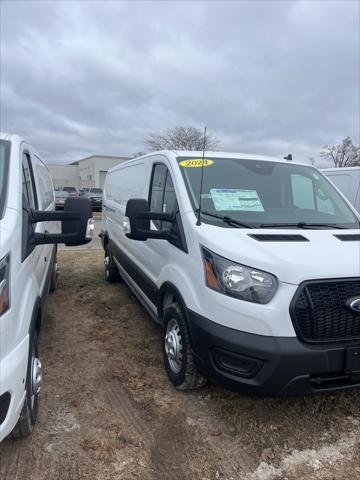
323,168,360,213
103,161,153,288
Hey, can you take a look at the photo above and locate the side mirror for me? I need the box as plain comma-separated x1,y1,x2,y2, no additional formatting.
22,197,93,260
61,197,93,245
33,197,93,246
125,198,174,241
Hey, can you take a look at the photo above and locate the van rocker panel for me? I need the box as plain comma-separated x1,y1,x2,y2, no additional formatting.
187,309,360,396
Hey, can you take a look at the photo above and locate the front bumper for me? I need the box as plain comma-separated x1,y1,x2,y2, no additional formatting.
0,335,29,442
188,309,360,396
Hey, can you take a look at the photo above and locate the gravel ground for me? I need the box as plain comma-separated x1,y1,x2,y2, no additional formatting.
1,249,360,480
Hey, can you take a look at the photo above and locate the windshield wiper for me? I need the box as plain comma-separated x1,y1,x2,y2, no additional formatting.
199,210,256,229
259,222,347,230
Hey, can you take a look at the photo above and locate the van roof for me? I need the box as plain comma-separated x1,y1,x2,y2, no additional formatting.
322,166,360,172
108,150,311,173
0,132,23,143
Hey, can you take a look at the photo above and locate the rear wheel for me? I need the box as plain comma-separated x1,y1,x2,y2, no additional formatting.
162,303,207,390
11,330,42,438
104,243,121,283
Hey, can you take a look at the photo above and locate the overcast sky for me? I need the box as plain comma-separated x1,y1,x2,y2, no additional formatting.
0,0,359,165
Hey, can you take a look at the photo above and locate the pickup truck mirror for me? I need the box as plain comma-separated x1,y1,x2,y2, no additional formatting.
22,197,93,260
125,198,174,241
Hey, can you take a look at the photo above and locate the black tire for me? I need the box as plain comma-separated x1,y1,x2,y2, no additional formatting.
104,243,121,283
11,330,41,438
49,254,58,293
162,302,207,390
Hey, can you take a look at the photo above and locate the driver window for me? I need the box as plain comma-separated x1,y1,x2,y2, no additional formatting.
291,174,315,210
315,184,335,214
22,153,38,210
149,163,178,230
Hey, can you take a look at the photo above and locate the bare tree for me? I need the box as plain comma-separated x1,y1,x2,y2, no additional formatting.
308,157,316,166
320,137,360,168
144,126,220,151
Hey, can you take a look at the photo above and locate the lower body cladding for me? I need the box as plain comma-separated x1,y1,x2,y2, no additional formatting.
188,310,360,396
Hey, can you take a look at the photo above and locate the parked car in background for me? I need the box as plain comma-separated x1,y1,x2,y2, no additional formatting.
102,151,360,396
0,133,93,442
82,189,103,211
322,167,360,213
55,190,70,210
62,186,78,196
80,187,103,196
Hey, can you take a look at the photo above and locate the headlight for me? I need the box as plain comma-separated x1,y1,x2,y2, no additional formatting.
202,247,277,304
0,253,10,316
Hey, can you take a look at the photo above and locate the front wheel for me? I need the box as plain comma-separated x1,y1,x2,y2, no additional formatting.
162,303,207,390
11,330,42,438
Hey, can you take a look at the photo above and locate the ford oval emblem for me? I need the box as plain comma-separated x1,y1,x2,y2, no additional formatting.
346,297,360,314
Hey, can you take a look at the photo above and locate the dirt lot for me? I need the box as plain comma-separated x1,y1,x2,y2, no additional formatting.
1,250,360,480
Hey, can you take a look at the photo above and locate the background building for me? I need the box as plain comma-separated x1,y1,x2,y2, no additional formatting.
48,154,131,189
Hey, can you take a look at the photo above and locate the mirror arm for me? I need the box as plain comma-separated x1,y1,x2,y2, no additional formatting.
136,229,170,239
31,210,82,223
33,232,79,245
136,212,175,222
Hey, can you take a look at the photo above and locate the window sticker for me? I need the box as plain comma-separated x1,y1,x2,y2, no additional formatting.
179,158,214,168
210,189,264,212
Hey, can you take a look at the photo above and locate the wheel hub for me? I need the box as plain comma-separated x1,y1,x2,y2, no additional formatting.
32,357,42,395
164,319,183,374
104,256,109,275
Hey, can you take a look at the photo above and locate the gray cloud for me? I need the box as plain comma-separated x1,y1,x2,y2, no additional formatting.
0,0,359,166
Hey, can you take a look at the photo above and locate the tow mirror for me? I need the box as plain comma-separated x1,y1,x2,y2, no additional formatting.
125,198,174,241
22,197,93,260
32,197,93,246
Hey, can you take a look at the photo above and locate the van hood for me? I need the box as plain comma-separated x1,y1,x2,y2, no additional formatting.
198,224,360,285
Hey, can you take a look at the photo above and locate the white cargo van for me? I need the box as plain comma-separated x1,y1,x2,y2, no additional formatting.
0,133,92,441
102,151,360,396
322,167,360,213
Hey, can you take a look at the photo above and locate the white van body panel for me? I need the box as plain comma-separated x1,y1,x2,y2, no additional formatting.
322,167,360,213
0,133,56,442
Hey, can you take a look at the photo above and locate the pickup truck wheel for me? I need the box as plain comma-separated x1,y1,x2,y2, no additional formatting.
11,331,42,438
104,244,121,283
162,303,207,390
49,255,58,293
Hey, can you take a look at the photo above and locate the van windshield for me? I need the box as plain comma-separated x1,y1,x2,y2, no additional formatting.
0,140,10,219
177,157,360,229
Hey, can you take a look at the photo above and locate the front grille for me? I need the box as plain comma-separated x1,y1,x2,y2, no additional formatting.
290,279,360,343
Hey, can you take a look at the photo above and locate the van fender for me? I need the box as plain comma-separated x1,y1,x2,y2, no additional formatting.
157,264,202,318
16,274,42,343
